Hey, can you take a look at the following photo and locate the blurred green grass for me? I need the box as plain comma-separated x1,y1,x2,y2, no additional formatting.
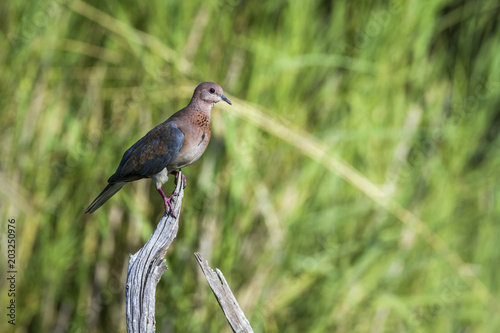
1,0,500,332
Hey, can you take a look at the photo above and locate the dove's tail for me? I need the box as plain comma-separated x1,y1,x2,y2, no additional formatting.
85,183,125,213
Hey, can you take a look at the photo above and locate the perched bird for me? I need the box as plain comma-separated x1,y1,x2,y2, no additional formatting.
85,82,231,215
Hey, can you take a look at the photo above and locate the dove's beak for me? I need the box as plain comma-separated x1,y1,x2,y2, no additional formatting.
221,95,232,105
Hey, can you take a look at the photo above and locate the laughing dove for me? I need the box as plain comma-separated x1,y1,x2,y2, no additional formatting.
85,82,231,215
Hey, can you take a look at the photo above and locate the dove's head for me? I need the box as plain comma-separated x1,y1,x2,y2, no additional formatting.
192,82,232,107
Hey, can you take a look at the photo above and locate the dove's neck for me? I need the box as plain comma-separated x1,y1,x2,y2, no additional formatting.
187,99,213,117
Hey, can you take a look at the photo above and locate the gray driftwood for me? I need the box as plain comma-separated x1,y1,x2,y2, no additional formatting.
125,174,185,333
194,252,254,333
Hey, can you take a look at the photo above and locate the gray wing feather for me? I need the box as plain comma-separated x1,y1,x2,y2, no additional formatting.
108,122,184,183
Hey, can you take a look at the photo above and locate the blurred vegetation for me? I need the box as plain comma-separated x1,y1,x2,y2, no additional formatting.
1,0,500,332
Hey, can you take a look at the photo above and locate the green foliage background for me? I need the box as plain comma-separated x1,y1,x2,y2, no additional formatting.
1,0,500,332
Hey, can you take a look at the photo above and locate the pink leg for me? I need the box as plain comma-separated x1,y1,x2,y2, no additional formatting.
157,187,178,217
171,170,187,188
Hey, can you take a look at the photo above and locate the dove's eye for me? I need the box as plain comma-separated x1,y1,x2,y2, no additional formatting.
209,88,215,94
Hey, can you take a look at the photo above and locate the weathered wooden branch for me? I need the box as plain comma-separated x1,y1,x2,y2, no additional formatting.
124,173,252,332
194,252,254,333
125,174,185,333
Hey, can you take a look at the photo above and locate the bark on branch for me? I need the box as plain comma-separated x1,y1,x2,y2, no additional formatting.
194,252,254,333
125,174,185,333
